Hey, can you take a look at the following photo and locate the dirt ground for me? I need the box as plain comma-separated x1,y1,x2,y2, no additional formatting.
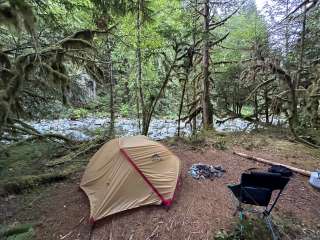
1,140,319,240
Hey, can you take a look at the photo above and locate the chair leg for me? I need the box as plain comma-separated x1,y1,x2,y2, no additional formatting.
239,210,245,240
264,214,279,240
236,202,245,240
265,190,283,215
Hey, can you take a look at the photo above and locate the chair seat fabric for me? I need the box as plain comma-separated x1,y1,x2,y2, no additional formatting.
228,184,273,206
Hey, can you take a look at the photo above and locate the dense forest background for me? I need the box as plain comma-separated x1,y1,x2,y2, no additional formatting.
0,0,319,146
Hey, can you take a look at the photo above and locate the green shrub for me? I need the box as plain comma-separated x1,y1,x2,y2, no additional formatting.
214,215,273,240
241,105,254,117
70,108,89,119
0,223,35,240
119,103,130,117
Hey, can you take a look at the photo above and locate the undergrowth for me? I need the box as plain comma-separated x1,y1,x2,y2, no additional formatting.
0,140,64,178
214,214,320,240
214,215,271,240
0,139,87,196
167,129,229,150
0,223,36,240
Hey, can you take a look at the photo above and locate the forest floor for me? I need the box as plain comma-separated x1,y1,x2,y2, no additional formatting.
1,130,320,240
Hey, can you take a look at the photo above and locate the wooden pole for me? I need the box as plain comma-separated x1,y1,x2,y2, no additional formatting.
233,151,311,177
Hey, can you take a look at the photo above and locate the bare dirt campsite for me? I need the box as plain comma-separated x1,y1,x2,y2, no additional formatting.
1,133,320,240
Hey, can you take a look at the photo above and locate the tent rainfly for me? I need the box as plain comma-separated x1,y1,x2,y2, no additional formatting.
80,135,181,223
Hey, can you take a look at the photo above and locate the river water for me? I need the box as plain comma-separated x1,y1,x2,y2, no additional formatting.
26,117,254,141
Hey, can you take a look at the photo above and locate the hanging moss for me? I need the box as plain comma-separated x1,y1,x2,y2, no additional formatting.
72,29,94,41
0,0,36,34
0,51,11,69
61,38,94,50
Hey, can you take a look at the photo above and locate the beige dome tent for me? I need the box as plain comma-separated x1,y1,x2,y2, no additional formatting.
80,135,181,223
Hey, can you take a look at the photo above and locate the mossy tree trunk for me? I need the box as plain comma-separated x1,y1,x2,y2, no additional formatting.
202,0,213,129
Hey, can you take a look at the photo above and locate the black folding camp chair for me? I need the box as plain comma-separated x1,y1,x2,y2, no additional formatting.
228,171,290,240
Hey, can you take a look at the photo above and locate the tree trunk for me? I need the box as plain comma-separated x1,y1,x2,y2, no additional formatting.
290,4,307,132
109,56,115,137
264,87,269,124
254,93,258,121
135,89,141,130
178,76,188,136
284,0,289,67
142,51,178,135
299,5,307,71
102,18,115,137
192,74,197,135
287,76,298,134
136,0,145,134
264,74,269,124
191,4,197,135
124,80,130,103
202,0,213,129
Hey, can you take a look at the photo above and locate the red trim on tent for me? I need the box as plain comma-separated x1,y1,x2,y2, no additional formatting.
120,148,172,206
89,216,95,225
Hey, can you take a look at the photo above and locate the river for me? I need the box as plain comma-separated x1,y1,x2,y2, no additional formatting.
26,117,254,141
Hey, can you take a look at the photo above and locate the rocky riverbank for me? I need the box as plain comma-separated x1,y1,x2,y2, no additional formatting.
25,117,253,141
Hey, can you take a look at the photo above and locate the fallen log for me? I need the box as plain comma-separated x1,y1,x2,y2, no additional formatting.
0,165,78,196
233,151,311,177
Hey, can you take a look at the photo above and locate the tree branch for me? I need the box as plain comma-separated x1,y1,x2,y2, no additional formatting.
210,32,230,47
209,2,244,30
